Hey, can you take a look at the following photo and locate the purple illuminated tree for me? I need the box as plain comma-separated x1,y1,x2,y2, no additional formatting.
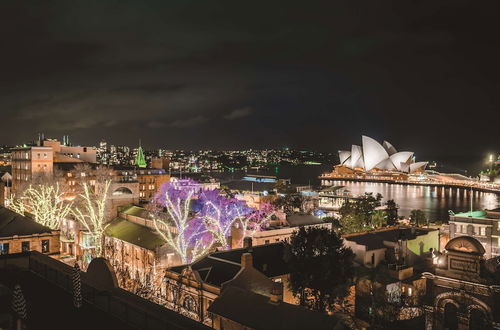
197,189,252,249
151,179,275,263
151,179,213,264
233,202,275,248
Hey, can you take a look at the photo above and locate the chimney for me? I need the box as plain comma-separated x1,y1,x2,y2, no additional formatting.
241,252,253,269
243,237,253,249
269,282,283,304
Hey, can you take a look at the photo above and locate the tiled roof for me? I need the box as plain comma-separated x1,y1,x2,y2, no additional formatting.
0,206,55,237
208,286,338,330
168,242,289,287
210,242,289,278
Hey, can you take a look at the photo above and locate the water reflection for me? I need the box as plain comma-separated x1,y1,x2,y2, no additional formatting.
333,181,499,221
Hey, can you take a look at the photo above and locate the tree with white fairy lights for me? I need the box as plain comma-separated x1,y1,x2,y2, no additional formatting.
151,179,274,264
7,182,72,230
72,180,112,258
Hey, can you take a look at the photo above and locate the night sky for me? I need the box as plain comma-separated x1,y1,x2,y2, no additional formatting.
1,1,498,170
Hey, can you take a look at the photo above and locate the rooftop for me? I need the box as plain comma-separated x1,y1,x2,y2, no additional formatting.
452,210,487,219
169,242,289,286
343,226,437,251
208,286,338,330
0,206,55,238
286,214,323,227
105,217,166,250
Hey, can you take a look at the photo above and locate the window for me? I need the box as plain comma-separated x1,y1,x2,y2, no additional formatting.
41,239,49,253
22,241,30,252
183,295,197,312
0,243,9,255
265,240,270,245
480,227,486,236
408,287,413,296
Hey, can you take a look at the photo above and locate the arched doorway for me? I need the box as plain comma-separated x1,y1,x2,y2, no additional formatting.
469,308,489,330
443,303,458,330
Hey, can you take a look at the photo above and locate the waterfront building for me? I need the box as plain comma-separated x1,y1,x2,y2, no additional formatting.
317,185,358,217
422,236,500,329
338,136,428,173
449,208,500,259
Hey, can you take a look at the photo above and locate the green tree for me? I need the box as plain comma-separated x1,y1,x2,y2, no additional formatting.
410,209,427,226
285,227,355,313
338,193,385,233
385,199,398,226
371,210,386,228
272,193,305,215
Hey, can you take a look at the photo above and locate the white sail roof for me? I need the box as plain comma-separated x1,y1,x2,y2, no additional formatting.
389,152,413,171
338,136,427,173
374,158,396,170
362,136,389,171
351,145,364,169
410,162,428,173
382,141,397,155
338,150,351,165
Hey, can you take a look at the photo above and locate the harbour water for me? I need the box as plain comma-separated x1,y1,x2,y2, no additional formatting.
330,180,499,221
214,164,499,222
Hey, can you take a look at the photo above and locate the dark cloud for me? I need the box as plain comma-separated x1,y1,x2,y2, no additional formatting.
224,107,253,120
0,0,499,171
170,115,207,128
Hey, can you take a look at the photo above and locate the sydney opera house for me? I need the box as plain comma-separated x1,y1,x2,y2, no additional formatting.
337,136,428,174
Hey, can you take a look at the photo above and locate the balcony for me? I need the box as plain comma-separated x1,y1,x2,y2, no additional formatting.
387,264,414,280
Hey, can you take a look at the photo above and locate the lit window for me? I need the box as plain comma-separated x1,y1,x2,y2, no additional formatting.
408,287,413,296
41,240,50,253
22,241,30,252
480,227,486,236
0,243,9,255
